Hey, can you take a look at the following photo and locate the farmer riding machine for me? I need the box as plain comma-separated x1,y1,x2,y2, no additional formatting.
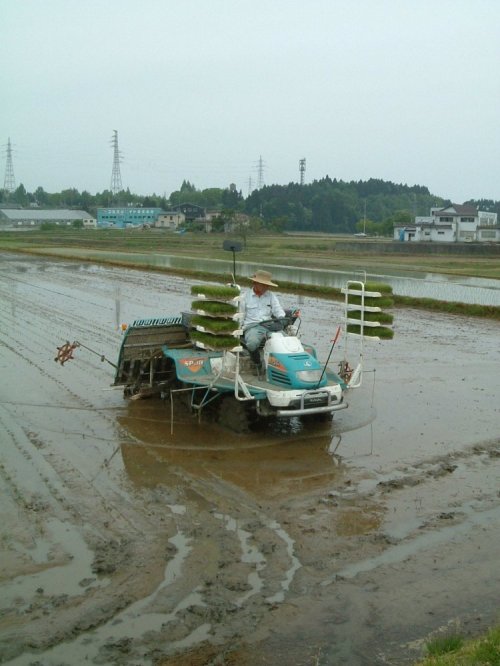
111,243,394,431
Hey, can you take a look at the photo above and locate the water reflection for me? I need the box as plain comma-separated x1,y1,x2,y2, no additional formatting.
233,262,500,306
80,251,500,306
117,400,346,500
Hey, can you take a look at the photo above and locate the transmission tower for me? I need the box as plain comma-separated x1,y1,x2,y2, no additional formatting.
247,176,253,196
3,138,16,193
299,158,306,186
110,130,123,194
256,155,265,189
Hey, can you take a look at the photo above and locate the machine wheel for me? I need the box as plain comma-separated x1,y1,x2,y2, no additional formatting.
123,385,140,399
302,411,333,424
217,395,257,433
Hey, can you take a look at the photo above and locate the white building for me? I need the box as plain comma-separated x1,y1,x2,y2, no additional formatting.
155,211,186,230
394,204,499,243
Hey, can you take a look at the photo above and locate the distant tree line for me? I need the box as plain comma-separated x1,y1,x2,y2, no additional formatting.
2,177,499,237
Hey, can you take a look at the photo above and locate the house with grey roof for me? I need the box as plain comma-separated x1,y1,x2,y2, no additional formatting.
0,208,96,228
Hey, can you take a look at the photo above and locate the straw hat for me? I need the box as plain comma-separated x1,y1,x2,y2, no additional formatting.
251,270,278,287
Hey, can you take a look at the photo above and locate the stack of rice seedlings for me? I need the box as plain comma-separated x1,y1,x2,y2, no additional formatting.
343,281,394,339
189,284,242,350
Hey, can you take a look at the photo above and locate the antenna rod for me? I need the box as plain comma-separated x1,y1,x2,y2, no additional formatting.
315,326,341,389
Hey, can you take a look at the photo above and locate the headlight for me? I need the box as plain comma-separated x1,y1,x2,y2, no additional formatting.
296,369,323,382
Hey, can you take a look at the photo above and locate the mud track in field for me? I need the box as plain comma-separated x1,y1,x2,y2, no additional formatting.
0,253,499,666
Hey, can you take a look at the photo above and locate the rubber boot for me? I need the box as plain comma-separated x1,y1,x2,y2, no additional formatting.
250,349,262,376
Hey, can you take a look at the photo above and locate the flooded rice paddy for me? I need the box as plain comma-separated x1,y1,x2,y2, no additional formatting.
0,253,499,665
26,246,500,306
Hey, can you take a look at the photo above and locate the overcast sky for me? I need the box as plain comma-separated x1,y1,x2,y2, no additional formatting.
2,0,499,202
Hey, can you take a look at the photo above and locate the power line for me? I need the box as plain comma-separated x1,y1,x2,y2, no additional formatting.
3,138,16,193
110,130,123,194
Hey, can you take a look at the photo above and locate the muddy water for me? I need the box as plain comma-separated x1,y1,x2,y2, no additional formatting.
0,252,499,665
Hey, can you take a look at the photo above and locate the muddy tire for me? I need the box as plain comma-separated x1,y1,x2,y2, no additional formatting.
123,385,139,399
217,395,256,433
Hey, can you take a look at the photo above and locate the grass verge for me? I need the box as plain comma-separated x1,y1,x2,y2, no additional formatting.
416,626,500,665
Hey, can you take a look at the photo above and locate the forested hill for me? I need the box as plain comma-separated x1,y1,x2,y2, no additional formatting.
244,177,443,234
3,176,498,236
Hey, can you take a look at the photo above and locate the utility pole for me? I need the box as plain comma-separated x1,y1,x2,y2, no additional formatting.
110,130,123,195
3,138,16,193
299,158,306,186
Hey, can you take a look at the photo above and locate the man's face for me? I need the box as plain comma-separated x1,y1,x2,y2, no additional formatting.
252,281,267,296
